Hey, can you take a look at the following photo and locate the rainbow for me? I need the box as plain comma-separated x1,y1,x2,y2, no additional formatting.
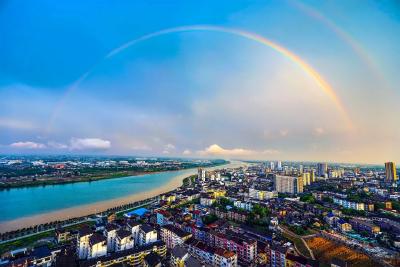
48,25,353,130
291,1,387,90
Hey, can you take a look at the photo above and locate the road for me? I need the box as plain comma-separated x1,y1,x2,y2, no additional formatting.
278,225,316,260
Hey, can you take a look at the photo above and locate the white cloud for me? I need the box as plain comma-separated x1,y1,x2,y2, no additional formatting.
262,149,280,154
0,118,35,130
197,144,280,158
69,138,111,150
280,129,289,137
164,143,176,150
161,143,176,155
197,144,256,157
47,141,68,149
10,141,46,149
182,149,192,155
313,127,325,136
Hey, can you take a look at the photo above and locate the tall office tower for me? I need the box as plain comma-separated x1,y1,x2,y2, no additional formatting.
317,163,328,177
197,168,206,181
310,170,315,183
296,177,304,194
385,162,398,182
277,161,282,170
274,175,303,195
284,166,289,175
270,161,275,171
299,165,304,174
302,173,311,186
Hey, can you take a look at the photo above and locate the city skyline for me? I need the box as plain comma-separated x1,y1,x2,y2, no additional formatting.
1,1,400,164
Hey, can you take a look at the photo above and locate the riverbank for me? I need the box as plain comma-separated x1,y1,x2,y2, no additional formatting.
0,161,246,233
0,170,147,190
0,161,228,190
0,171,189,232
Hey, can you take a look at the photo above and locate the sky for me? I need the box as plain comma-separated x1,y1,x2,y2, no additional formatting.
0,0,399,164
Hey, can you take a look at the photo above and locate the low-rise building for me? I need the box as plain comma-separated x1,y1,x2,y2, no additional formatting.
338,222,352,232
115,229,134,252
268,244,287,267
30,246,54,267
214,248,237,267
156,210,172,226
200,196,216,206
249,188,277,200
170,245,190,267
104,224,119,253
88,233,107,259
143,251,162,267
233,200,253,211
77,226,93,260
126,221,141,244
160,224,192,249
212,232,257,263
139,224,158,246
78,241,166,267
333,197,365,211
55,228,70,244
349,218,380,235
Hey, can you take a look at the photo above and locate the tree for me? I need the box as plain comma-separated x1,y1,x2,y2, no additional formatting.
252,204,270,218
300,193,316,203
289,225,307,236
375,202,385,210
219,197,233,207
322,196,333,203
202,214,218,225
392,201,400,211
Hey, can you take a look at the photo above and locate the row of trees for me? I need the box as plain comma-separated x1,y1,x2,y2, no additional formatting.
246,203,270,226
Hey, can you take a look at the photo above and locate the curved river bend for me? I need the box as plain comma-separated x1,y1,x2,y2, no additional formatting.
0,161,244,226
0,169,193,223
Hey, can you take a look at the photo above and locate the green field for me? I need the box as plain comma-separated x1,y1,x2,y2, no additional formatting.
0,221,95,255
0,231,54,254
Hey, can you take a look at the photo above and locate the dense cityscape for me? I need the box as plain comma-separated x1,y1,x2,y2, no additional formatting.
0,159,399,266
1,0,400,266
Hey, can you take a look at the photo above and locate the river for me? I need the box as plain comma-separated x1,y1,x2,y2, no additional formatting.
0,161,245,231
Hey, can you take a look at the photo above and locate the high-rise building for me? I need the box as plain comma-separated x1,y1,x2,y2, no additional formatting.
310,170,315,183
274,175,303,195
277,161,282,170
270,161,275,171
302,173,311,186
197,168,206,181
385,162,397,182
299,165,303,174
317,163,328,177
297,177,304,194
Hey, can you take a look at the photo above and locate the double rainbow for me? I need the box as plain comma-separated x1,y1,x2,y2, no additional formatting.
49,25,353,130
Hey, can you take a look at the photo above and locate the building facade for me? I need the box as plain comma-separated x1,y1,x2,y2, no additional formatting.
385,162,397,182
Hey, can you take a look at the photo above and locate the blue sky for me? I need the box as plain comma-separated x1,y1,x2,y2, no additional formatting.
0,0,399,163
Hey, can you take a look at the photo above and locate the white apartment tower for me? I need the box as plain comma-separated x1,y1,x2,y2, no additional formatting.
274,175,303,195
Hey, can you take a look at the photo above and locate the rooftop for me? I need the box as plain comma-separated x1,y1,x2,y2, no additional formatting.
140,224,155,233
171,245,188,258
162,224,192,238
144,251,161,267
124,207,149,217
116,229,132,239
89,233,106,246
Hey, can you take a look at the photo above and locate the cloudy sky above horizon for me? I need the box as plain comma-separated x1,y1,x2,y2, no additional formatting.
1,0,400,164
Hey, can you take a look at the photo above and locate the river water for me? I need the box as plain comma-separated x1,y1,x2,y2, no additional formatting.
0,161,244,223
